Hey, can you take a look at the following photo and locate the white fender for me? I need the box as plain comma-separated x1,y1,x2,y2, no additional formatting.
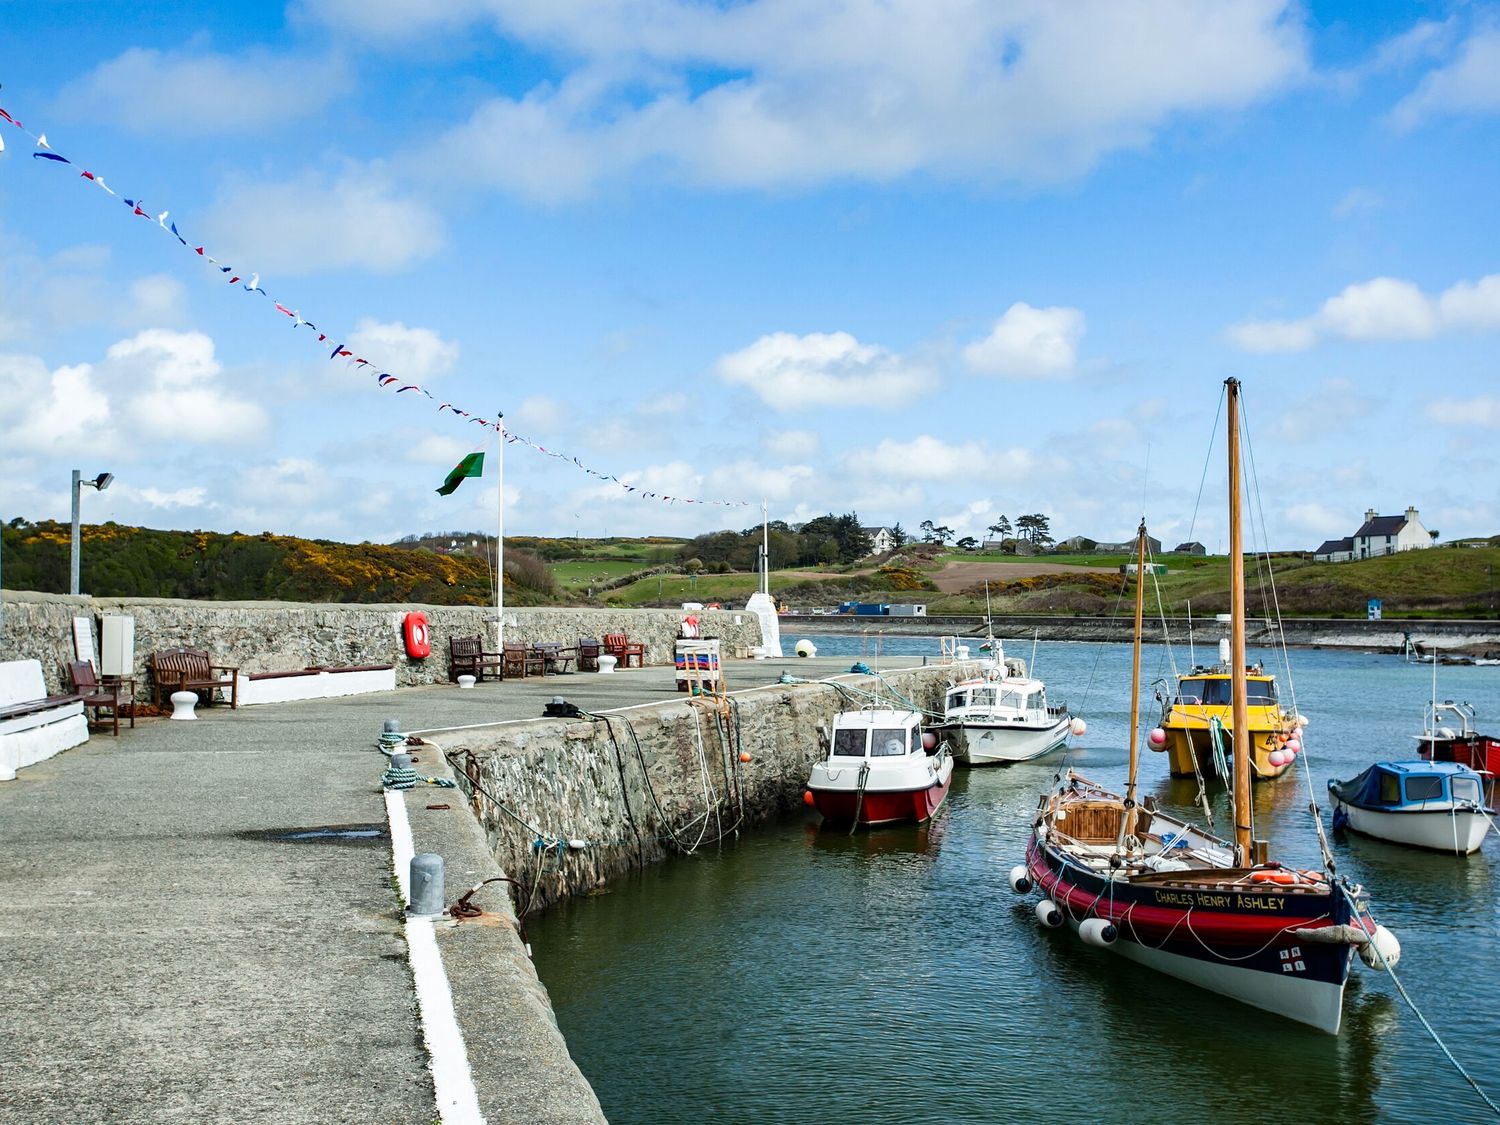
1358,924,1401,970
1080,918,1118,947
1009,864,1033,894
1035,898,1063,928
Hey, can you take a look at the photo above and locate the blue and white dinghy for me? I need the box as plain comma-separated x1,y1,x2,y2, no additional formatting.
1328,761,1495,855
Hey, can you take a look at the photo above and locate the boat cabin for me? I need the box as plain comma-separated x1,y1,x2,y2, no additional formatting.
829,710,926,760
1331,761,1488,811
1172,672,1277,707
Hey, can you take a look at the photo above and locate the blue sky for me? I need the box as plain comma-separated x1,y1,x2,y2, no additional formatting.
1,1,1497,552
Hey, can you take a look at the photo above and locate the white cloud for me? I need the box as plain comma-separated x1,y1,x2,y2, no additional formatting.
127,485,213,510
1283,502,1348,540
0,354,112,456
202,169,445,275
1227,273,1500,352
845,435,1003,482
638,392,690,416
405,433,475,466
511,395,565,431
371,1,1309,199
1425,396,1500,428
106,329,270,444
346,318,459,380
1390,26,1500,129
56,47,353,136
766,429,821,459
706,459,815,501
963,302,1085,379
120,274,189,327
1277,379,1378,441
1331,187,1382,220
715,331,935,410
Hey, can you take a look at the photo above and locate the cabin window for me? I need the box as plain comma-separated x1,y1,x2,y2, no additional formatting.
871,728,909,757
948,691,968,709
1026,692,1043,711
1176,680,1206,704
1245,681,1278,705
971,688,996,707
1451,776,1481,804
998,688,1026,709
1379,772,1400,804
1403,775,1445,802
833,728,867,756
1200,681,1231,705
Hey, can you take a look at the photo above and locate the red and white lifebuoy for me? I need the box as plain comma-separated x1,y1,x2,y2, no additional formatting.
403,611,431,659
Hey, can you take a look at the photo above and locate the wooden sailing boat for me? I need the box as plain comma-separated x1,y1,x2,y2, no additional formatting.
1012,378,1400,1033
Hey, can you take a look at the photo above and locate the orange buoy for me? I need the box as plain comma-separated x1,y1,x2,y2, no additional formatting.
803,789,815,806
739,752,752,763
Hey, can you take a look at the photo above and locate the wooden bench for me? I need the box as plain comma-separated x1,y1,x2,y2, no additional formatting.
450,635,505,683
532,643,575,675
67,661,134,737
502,644,545,679
1,659,88,779
603,632,645,668
149,647,239,709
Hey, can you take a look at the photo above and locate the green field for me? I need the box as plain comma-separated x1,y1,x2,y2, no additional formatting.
549,559,656,592
605,571,762,607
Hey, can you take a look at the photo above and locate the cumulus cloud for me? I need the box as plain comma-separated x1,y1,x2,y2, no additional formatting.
56,47,352,135
0,354,112,456
511,395,566,430
845,435,1017,481
1425,396,1500,428
963,302,1085,379
201,169,445,275
404,433,475,466
340,0,1312,199
1277,379,1379,441
715,331,935,410
766,429,820,459
1390,25,1500,129
346,318,459,380
1228,273,1500,352
106,329,269,443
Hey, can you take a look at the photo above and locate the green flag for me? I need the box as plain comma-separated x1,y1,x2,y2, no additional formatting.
437,452,484,495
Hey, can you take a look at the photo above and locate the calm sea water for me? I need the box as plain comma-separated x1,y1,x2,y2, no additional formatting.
530,636,1500,1124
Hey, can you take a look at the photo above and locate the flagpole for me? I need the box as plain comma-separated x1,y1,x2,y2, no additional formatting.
495,415,505,653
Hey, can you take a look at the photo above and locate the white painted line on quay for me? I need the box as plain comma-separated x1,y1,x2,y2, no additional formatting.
385,788,485,1125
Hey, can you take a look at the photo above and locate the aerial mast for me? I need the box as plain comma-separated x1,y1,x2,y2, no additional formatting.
1226,378,1253,864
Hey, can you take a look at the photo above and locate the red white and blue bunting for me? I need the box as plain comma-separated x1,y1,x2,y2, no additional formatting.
0,103,748,508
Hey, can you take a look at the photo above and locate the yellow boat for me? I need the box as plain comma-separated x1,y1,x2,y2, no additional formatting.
1152,657,1299,781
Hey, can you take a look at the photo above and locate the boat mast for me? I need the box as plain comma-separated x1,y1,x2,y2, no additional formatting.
1226,378,1252,863
1126,519,1147,808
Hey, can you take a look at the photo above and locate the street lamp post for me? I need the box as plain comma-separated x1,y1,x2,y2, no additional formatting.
70,470,113,596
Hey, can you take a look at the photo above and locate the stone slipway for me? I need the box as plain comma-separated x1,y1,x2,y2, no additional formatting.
0,654,949,1123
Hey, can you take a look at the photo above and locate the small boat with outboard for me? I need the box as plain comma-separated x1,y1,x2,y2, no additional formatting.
805,708,953,828
1414,700,1500,795
1328,761,1494,854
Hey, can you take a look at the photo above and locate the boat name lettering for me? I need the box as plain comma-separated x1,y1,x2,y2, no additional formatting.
1233,894,1286,912
1153,891,1230,908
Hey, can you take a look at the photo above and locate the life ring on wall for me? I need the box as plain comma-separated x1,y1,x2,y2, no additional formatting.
403,612,431,659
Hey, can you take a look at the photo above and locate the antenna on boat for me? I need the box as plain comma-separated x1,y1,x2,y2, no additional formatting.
1186,599,1196,667
1226,378,1253,866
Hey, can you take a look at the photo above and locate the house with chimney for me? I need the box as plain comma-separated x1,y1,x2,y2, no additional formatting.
1313,506,1432,563
862,526,898,556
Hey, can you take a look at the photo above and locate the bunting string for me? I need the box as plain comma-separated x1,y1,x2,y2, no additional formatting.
0,102,749,509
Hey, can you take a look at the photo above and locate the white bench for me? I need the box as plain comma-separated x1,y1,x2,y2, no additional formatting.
235,664,397,706
0,659,89,780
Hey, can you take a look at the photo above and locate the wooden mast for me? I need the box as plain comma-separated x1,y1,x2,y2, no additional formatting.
1126,519,1147,808
1226,378,1253,863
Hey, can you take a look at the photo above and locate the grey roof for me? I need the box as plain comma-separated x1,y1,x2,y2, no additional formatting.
1315,537,1354,555
1355,515,1408,538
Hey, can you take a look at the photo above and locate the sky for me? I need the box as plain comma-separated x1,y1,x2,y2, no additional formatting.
1,0,1497,553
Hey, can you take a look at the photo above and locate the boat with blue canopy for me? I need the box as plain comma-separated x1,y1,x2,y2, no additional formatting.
1328,761,1494,855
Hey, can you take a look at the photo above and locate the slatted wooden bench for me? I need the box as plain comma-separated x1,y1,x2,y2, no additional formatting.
450,635,505,683
149,647,239,709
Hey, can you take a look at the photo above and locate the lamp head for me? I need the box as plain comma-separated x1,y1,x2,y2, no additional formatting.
92,472,113,491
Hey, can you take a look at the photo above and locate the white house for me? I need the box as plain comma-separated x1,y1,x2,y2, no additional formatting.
862,526,898,556
1315,507,1431,562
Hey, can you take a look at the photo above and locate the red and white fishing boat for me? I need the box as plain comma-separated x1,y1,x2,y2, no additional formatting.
806,709,953,827
1415,699,1500,796
1012,380,1401,1034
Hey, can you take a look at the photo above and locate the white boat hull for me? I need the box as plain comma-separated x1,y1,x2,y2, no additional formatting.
1331,797,1491,854
1076,917,1351,1035
949,717,1070,765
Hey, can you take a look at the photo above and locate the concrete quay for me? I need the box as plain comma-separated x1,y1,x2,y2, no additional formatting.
0,653,935,1123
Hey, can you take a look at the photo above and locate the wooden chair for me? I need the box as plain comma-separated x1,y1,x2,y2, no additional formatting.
603,632,645,668
68,661,134,736
502,644,544,678
149,648,239,709
533,642,575,675
577,638,601,673
449,635,505,683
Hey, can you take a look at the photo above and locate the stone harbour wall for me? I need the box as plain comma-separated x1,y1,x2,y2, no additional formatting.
420,662,976,912
0,590,763,695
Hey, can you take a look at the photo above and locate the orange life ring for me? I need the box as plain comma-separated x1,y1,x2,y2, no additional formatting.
1249,868,1298,885
403,611,431,659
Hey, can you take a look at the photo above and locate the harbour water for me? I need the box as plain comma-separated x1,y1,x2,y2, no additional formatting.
530,636,1500,1123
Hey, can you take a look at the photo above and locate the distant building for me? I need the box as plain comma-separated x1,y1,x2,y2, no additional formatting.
1086,534,1163,556
862,526,898,555
1314,507,1432,562
981,538,1035,555
1171,541,1206,556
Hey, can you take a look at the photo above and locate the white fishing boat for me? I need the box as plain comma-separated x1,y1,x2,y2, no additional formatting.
805,709,953,827
1329,762,1494,854
939,648,1071,765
